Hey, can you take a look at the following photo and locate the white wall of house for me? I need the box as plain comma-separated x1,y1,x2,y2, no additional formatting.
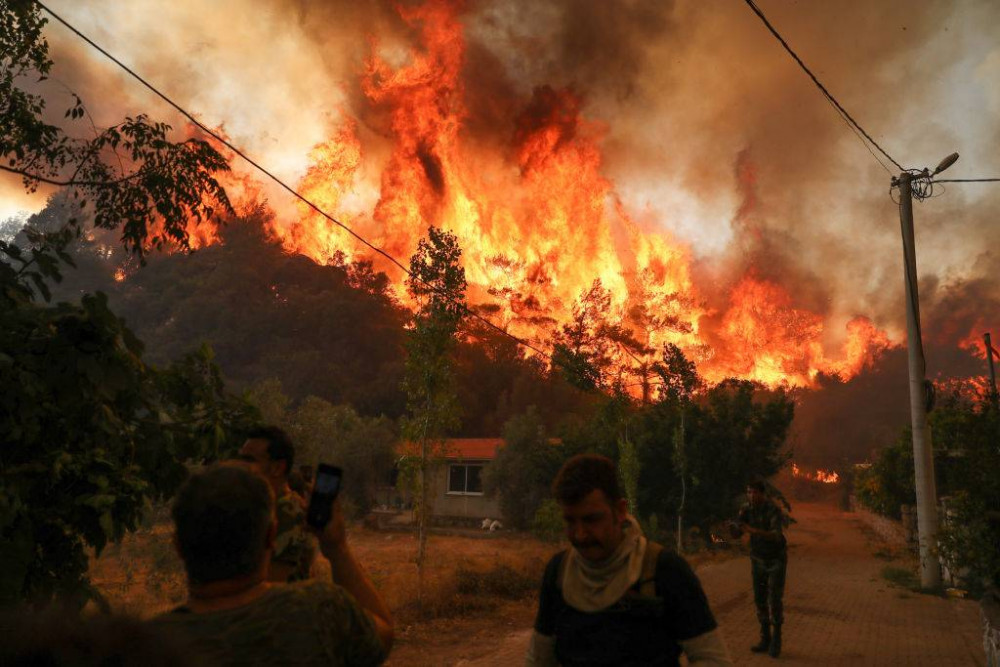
430,460,500,519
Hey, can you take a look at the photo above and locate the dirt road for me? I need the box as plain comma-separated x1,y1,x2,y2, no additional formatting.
456,502,984,666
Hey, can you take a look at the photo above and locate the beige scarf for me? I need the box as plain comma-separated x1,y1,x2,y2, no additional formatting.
560,515,647,612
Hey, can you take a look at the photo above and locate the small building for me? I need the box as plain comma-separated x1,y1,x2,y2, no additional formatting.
394,438,504,525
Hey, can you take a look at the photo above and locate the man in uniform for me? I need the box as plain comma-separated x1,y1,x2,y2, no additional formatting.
153,463,392,665
239,426,315,582
526,454,731,666
736,480,788,658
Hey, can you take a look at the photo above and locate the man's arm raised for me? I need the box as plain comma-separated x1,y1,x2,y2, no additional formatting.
314,499,394,653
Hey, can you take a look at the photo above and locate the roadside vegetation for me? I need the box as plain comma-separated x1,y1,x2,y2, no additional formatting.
855,391,1000,595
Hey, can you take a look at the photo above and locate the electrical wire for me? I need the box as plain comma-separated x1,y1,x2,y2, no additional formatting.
742,0,906,174
33,0,556,362
933,178,1000,183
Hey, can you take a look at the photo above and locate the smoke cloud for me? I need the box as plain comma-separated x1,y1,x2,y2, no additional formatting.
5,0,999,463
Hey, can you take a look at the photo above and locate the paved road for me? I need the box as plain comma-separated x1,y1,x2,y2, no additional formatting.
459,502,984,666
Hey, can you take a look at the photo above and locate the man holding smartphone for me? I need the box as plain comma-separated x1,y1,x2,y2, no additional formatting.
239,426,316,582
153,463,393,666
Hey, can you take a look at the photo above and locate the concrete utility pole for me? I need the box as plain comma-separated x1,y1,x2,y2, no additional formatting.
894,170,941,589
984,332,998,408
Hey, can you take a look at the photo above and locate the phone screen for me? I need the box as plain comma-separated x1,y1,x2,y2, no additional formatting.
314,469,341,495
306,464,342,529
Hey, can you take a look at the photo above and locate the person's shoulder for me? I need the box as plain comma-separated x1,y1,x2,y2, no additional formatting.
650,543,707,594
281,579,342,599
541,550,568,587
652,544,695,574
545,549,568,568
254,581,364,622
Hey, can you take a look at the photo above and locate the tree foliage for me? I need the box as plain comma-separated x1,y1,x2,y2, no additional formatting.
0,273,258,604
484,407,563,530
1,2,253,606
38,207,409,416
856,391,1000,589
244,381,396,517
401,226,467,583
1,3,232,258
853,433,915,520
559,375,794,536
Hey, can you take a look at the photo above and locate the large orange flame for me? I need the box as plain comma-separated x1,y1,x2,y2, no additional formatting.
792,462,840,484
175,0,896,389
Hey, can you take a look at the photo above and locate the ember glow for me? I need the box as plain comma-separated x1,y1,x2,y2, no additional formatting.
791,463,840,484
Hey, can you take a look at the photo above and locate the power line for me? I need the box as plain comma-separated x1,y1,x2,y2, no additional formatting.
933,178,1000,183
826,97,894,176
33,0,555,361
742,0,906,173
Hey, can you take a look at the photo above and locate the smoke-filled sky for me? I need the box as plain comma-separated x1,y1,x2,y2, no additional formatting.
4,0,1000,380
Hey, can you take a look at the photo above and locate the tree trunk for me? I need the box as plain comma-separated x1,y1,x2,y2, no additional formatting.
417,441,428,606
676,409,686,554
415,403,432,610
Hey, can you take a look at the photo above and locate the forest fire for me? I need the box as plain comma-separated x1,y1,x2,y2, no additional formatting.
791,463,840,484
174,0,895,389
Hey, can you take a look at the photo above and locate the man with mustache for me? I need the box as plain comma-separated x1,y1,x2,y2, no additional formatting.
526,454,731,666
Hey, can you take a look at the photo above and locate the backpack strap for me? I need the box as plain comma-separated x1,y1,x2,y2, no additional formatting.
556,549,569,591
637,540,662,597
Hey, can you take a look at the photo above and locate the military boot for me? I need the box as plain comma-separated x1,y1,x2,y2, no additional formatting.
751,621,770,653
769,624,782,658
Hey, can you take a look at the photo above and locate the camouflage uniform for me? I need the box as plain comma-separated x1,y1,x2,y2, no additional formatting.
152,580,386,666
738,499,787,626
274,491,315,582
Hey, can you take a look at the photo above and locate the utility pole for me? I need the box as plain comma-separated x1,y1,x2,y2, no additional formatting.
984,332,998,408
894,170,941,589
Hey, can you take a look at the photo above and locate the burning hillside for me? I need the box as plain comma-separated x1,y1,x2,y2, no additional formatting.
171,0,895,389
12,0,1000,409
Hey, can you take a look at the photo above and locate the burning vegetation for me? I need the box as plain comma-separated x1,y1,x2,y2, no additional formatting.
136,0,905,392
791,463,840,485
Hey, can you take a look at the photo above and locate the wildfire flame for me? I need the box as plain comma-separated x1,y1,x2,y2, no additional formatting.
791,462,840,484
164,0,897,389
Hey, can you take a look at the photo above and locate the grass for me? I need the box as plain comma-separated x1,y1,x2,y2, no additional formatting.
88,518,552,623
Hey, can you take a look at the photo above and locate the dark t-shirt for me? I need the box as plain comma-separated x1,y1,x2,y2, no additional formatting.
533,547,717,666
151,580,385,667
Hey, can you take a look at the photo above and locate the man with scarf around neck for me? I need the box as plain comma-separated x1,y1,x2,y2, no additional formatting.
526,454,731,666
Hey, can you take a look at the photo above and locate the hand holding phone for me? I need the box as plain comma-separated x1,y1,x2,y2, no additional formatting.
306,463,342,530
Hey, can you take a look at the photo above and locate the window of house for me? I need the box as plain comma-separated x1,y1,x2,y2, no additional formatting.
447,463,484,495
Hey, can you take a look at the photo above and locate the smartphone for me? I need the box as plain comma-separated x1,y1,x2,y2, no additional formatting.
306,463,342,529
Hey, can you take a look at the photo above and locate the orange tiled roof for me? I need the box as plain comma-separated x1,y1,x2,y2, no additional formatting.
398,438,503,460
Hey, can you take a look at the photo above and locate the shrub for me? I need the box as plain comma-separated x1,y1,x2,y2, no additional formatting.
532,499,564,543
854,434,914,519
938,491,1000,594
